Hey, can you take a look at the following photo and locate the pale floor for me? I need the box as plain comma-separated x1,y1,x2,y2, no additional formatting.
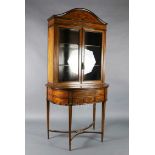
25,118,128,155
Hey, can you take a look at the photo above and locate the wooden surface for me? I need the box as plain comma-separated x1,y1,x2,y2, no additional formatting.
47,27,54,82
46,8,109,150
46,82,109,89
46,83,109,106
48,8,107,24
47,8,108,86
48,8,107,30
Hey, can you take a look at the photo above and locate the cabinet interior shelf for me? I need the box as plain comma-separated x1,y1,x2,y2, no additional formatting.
60,43,101,48
85,45,101,47
59,64,101,66
60,43,78,45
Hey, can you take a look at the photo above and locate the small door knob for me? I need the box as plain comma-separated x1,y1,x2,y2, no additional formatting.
81,62,85,70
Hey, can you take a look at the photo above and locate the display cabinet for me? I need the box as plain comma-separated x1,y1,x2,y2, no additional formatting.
46,8,109,150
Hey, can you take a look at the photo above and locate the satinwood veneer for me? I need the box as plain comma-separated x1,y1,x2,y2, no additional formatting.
46,8,109,151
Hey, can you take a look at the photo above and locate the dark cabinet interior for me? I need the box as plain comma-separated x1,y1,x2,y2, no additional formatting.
58,28,103,82
58,28,80,82
84,31,102,81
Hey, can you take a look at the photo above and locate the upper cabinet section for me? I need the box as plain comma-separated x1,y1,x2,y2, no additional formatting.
48,8,107,30
47,8,107,85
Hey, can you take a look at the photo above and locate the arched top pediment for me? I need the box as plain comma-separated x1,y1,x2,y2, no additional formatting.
48,8,107,25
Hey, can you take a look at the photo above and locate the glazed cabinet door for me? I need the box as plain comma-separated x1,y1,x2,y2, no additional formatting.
58,27,81,82
82,30,103,82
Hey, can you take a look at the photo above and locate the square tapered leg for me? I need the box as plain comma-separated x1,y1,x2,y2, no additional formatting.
47,100,50,139
68,105,72,151
93,103,96,129
101,101,106,142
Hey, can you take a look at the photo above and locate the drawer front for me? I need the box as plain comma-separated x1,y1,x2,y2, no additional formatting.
52,97,68,105
72,89,104,98
48,88,68,98
71,89,105,104
47,88,106,105
83,96,95,103
72,90,96,97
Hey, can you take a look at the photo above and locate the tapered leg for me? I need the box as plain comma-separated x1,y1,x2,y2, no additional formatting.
68,105,72,151
101,101,106,142
47,100,50,139
93,103,96,130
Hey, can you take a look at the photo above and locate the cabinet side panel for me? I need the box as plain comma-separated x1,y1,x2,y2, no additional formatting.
48,26,54,82
102,30,106,83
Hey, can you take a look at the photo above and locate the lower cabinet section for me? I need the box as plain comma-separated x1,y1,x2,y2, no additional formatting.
47,87,107,105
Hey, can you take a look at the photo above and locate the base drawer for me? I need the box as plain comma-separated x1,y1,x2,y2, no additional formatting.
48,88,68,98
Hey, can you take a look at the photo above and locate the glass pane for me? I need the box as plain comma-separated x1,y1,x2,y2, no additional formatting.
58,28,80,82
84,66,101,80
59,44,78,65
84,31,102,81
59,28,79,44
85,46,101,65
59,66,79,81
85,31,102,46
